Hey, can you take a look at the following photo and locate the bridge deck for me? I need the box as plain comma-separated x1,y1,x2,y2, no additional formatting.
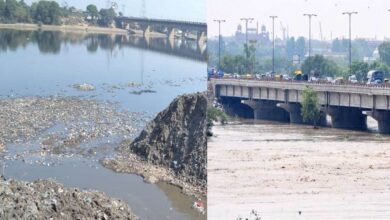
211,78,390,96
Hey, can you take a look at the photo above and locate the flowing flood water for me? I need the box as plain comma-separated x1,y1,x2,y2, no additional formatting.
0,29,206,220
208,118,390,220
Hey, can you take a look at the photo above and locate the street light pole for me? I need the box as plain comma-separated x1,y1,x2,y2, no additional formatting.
343,11,358,76
240,17,254,47
270,16,277,74
303,13,317,58
214,19,226,70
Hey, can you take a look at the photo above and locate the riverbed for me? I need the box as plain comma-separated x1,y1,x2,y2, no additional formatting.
0,29,206,220
208,119,390,219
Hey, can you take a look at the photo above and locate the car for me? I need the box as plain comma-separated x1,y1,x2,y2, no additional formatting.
348,75,358,84
309,76,319,82
282,74,292,81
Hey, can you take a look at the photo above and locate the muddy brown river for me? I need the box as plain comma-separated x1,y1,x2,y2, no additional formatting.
208,118,390,219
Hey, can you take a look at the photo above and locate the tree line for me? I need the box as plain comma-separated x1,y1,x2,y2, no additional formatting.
0,0,117,27
212,38,390,80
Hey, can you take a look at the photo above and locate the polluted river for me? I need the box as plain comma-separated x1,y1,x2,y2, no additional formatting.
208,117,390,219
0,29,206,220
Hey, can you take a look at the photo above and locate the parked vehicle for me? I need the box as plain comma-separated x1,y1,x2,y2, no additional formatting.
207,67,224,78
282,74,292,81
332,77,345,84
366,70,384,85
348,75,358,84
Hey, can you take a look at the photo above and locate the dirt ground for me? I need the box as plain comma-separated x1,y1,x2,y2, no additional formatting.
208,121,390,220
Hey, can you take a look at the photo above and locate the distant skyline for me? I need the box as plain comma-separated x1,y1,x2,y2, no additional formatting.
208,0,390,40
25,0,206,22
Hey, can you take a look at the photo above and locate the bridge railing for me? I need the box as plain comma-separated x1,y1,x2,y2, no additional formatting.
209,76,390,89
116,16,207,26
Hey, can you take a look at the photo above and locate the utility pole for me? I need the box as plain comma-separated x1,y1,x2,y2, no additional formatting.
343,11,358,76
303,13,317,58
240,18,254,73
214,19,226,70
270,16,277,74
240,17,254,47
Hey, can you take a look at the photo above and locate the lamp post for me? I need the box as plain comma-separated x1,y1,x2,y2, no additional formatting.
213,19,226,70
342,11,358,76
270,16,277,74
240,17,254,73
303,13,317,58
240,17,254,47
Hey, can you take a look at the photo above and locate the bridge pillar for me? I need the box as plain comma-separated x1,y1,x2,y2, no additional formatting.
197,31,206,50
141,25,151,38
181,29,187,40
326,106,367,131
277,103,327,126
364,110,390,134
242,100,289,122
167,27,176,40
219,97,253,118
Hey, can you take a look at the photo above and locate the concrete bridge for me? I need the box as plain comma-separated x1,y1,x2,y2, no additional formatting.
211,78,390,134
115,17,207,48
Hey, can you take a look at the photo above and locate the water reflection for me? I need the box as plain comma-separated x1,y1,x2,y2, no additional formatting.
0,29,206,61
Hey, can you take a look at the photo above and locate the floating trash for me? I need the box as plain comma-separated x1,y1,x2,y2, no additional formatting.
192,201,205,215
126,82,142,88
72,83,96,91
129,90,157,95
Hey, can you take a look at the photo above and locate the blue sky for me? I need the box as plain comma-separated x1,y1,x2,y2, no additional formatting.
208,0,390,39
25,0,206,22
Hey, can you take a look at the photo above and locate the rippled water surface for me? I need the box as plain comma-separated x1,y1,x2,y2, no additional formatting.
208,119,390,219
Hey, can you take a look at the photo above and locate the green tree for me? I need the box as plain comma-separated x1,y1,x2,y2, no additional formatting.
301,86,321,128
0,0,5,18
34,1,61,25
379,42,390,67
14,0,30,22
86,4,98,21
351,61,369,81
98,8,116,27
207,107,228,136
4,0,18,21
244,43,256,73
301,55,342,77
221,54,246,74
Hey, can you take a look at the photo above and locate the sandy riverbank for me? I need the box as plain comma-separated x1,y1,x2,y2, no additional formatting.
0,23,128,35
208,120,390,219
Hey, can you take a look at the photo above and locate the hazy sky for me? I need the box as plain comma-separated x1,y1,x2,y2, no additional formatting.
208,0,390,40
25,0,206,22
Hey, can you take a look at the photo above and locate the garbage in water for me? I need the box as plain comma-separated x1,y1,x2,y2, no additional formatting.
72,83,96,91
192,201,206,215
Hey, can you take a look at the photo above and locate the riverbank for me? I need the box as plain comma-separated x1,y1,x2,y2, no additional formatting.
0,176,139,219
208,120,390,219
0,23,127,35
102,93,208,200
101,141,206,199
